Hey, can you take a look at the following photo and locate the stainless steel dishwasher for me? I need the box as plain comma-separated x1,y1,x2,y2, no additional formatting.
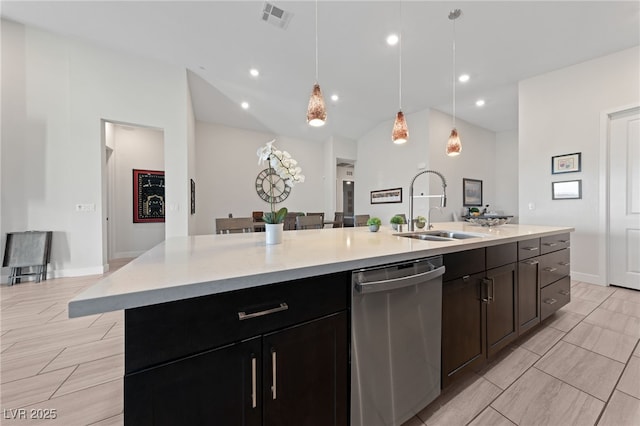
351,256,444,426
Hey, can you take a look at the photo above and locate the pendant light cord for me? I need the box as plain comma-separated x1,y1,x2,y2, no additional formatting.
399,1,403,111
315,0,319,83
452,15,456,128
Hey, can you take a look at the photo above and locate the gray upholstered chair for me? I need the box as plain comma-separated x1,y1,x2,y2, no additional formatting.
216,217,254,234
296,215,323,230
355,214,370,226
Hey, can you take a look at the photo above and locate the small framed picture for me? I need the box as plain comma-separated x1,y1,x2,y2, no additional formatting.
370,188,403,204
190,179,195,215
552,152,581,174
552,180,582,200
463,178,483,207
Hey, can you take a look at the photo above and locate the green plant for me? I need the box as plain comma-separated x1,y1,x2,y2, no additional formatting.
469,207,480,213
367,217,382,226
263,207,288,224
415,216,426,223
390,215,406,224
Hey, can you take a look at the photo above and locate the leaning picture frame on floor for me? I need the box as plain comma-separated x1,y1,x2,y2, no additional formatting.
463,178,483,206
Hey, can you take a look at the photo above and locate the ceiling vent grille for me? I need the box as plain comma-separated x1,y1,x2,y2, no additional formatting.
261,2,293,29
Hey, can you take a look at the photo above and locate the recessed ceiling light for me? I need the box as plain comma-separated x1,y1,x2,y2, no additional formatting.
458,74,470,83
386,34,399,46
249,68,259,77
241,101,250,109
331,94,339,102
475,99,485,107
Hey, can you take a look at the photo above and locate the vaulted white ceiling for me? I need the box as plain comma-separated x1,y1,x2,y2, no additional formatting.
2,1,639,142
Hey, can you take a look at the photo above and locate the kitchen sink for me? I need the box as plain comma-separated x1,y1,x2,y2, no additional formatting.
395,230,488,241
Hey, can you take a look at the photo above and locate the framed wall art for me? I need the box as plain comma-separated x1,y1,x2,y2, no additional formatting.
133,169,165,223
463,178,483,207
370,187,403,204
552,152,581,174
190,179,195,215
552,179,582,200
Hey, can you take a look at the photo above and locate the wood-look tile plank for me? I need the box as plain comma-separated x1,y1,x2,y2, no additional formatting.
562,297,600,316
519,326,565,356
617,356,640,399
491,368,604,425
563,321,638,363
102,323,124,341
3,324,112,356
53,354,123,397
584,308,640,339
90,311,124,328
1,347,63,383
481,346,540,390
1,315,98,344
88,413,124,426
544,308,585,332
600,297,640,319
42,337,123,373
597,390,640,426
610,287,640,305
0,366,75,409
535,341,625,401
468,407,516,426
400,416,425,426
571,282,615,304
417,374,502,426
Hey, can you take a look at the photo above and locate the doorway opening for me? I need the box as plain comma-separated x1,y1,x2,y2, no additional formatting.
336,160,355,226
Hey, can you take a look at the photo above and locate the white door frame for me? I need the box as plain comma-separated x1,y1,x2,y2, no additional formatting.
599,103,640,287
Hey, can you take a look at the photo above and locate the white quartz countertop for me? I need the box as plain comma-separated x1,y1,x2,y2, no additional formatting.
68,222,573,317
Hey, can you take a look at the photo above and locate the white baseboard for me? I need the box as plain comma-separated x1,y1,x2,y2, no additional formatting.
571,271,606,286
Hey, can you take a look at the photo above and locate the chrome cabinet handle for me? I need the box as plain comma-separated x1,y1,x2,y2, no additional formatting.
481,278,489,303
544,242,558,247
544,298,557,305
271,349,277,400
238,302,289,320
559,290,570,296
559,262,570,266
543,267,558,272
251,356,257,408
524,260,539,265
481,278,494,303
559,240,570,243
489,278,495,302
522,247,539,251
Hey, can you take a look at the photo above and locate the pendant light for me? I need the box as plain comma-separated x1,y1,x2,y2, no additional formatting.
392,2,408,144
307,0,326,127
446,9,462,156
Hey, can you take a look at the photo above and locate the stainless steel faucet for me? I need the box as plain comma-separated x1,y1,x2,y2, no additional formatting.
409,170,447,231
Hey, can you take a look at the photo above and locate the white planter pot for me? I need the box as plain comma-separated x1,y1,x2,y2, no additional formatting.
265,223,284,245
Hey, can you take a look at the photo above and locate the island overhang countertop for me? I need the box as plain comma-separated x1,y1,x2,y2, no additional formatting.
68,222,574,317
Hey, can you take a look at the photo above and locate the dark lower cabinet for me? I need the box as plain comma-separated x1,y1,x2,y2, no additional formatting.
485,263,518,357
125,312,348,426
442,272,486,388
518,259,541,334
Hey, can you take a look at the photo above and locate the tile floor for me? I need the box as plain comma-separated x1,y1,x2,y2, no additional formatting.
1,264,639,426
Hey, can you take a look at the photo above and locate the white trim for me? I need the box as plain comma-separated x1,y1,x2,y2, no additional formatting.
571,271,606,286
600,103,640,288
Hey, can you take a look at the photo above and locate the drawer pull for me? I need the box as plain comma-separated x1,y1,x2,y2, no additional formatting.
251,356,257,408
559,240,570,243
544,298,557,305
559,262,570,266
522,247,539,251
238,302,289,320
559,290,570,296
543,267,558,272
544,243,558,247
271,349,277,400
524,260,539,265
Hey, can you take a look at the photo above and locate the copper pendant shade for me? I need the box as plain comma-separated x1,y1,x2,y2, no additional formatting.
307,83,327,127
446,128,461,156
392,111,409,144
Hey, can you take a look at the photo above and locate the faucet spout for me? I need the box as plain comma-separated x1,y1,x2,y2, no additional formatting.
409,170,447,231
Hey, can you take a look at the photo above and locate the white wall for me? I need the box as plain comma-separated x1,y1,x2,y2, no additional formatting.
1,19,191,279
519,46,640,285
193,122,326,235
495,130,519,221
111,125,165,259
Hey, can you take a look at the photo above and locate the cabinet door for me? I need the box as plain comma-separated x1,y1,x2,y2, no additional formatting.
442,273,486,388
263,311,348,426
486,263,518,357
124,337,262,426
518,259,540,334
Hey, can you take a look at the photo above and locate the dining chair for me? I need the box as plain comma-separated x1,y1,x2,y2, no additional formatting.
306,212,325,224
355,214,370,226
296,215,323,230
284,212,300,231
333,212,344,228
216,217,254,234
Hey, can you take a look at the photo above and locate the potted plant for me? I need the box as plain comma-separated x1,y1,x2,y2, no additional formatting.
366,217,382,232
390,215,406,231
415,216,426,229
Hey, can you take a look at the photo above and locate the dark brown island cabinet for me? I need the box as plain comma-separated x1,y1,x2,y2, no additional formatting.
441,234,570,388
123,272,350,426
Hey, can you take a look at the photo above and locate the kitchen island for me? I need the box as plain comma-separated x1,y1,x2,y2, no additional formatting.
69,222,573,426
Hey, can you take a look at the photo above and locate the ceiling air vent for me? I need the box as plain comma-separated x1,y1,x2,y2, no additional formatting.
261,2,293,30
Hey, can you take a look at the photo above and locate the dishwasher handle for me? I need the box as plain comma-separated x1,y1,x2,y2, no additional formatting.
355,265,445,294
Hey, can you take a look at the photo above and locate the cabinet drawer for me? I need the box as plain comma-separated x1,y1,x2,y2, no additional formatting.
443,248,485,281
541,233,571,254
487,243,517,270
541,276,570,320
540,249,570,288
518,238,541,260
125,272,349,373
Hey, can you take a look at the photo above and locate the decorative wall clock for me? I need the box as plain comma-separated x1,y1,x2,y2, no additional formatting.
255,168,291,204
